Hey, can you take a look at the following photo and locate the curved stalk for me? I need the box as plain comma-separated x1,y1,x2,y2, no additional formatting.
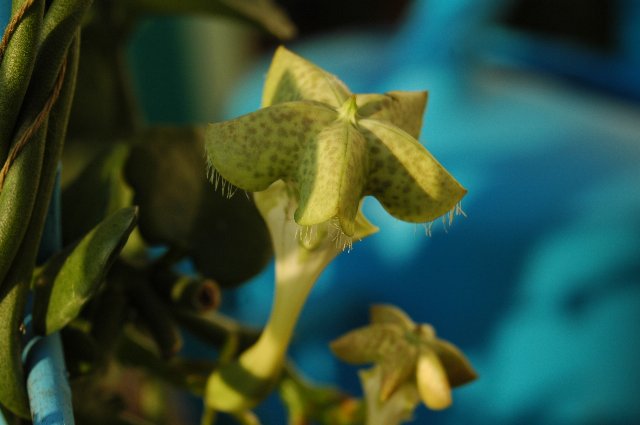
205,181,343,414
237,247,326,382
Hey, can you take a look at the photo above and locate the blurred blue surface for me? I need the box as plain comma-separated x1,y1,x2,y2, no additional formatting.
215,1,640,424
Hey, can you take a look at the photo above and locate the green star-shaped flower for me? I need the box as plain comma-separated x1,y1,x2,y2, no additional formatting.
331,304,477,411
206,47,466,237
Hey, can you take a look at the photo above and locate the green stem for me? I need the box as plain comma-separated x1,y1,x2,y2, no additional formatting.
205,182,340,413
0,258,32,418
0,0,90,287
0,31,80,419
0,119,46,288
202,268,320,413
0,0,44,161
200,407,216,425
237,258,318,382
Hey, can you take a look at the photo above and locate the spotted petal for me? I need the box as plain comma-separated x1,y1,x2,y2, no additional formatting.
262,46,352,108
330,324,410,365
295,122,368,236
357,91,429,139
361,119,466,223
205,101,336,192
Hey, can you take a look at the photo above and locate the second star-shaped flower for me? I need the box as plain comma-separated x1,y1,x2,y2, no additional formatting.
206,46,466,237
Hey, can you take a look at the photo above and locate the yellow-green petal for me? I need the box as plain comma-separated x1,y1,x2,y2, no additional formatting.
295,122,368,236
205,101,336,192
262,46,352,108
433,339,478,387
357,91,428,139
416,350,452,410
378,355,418,402
361,119,466,223
370,304,416,330
352,208,379,240
330,324,409,365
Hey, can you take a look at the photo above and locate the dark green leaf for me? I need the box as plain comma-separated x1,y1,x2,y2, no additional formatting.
62,143,132,244
124,126,272,287
124,0,296,40
34,207,138,334
0,275,30,418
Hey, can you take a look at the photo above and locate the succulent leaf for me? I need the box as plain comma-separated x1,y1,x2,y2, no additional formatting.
126,127,272,287
33,207,138,335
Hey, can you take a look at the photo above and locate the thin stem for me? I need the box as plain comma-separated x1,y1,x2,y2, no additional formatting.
200,407,216,425
237,259,317,380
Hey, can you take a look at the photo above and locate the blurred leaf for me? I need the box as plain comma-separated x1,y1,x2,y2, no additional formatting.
61,325,100,379
67,25,139,140
116,327,214,395
124,126,272,287
62,143,132,244
124,0,296,40
122,264,183,359
33,207,138,334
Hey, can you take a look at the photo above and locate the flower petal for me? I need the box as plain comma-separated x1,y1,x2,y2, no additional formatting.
357,91,428,139
361,119,466,223
295,122,368,236
370,304,415,330
378,357,417,402
205,101,336,192
262,46,352,108
433,340,478,387
330,324,406,364
352,208,379,240
416,350,452,410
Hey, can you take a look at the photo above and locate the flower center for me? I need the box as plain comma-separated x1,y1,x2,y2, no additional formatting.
338,95,359,126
